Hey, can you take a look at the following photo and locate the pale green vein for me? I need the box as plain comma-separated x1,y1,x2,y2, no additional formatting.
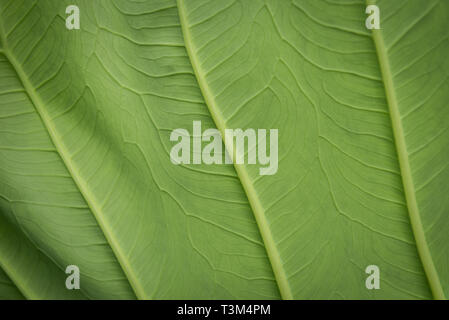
0,252,31,299
177,0,293,300
369,0,445,300
0,21,142,300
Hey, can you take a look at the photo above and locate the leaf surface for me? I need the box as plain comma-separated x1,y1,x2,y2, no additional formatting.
0,0,448,299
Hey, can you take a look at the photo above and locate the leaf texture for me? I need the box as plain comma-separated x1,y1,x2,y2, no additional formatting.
0,0,448,299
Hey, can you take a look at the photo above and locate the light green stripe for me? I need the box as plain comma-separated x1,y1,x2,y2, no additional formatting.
177,0,293,300
369,0,445,300
0,19,143,300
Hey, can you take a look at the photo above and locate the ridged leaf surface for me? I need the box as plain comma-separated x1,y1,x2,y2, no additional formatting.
0,0,448,299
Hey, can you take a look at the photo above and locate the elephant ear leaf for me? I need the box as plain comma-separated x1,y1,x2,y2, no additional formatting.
0,0,448,300
0,212,85,299
369,0,449,299
0,267,24,300
0,0,278,299
177,0,449,299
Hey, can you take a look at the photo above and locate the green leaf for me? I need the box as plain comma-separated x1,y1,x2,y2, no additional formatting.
0,212,84,299
0,0,448,299
0,266,24,300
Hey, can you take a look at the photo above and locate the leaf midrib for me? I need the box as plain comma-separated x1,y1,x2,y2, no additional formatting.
1,1,443,301
178,0,446,300
0,21,142,300
368,0,445,300
177,0,293,300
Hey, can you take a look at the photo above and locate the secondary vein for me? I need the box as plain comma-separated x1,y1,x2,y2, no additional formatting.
0,20,142,300
369,1,445,300
177,0,293,300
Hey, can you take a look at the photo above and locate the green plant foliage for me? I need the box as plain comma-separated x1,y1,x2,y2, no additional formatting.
0,0,448,299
